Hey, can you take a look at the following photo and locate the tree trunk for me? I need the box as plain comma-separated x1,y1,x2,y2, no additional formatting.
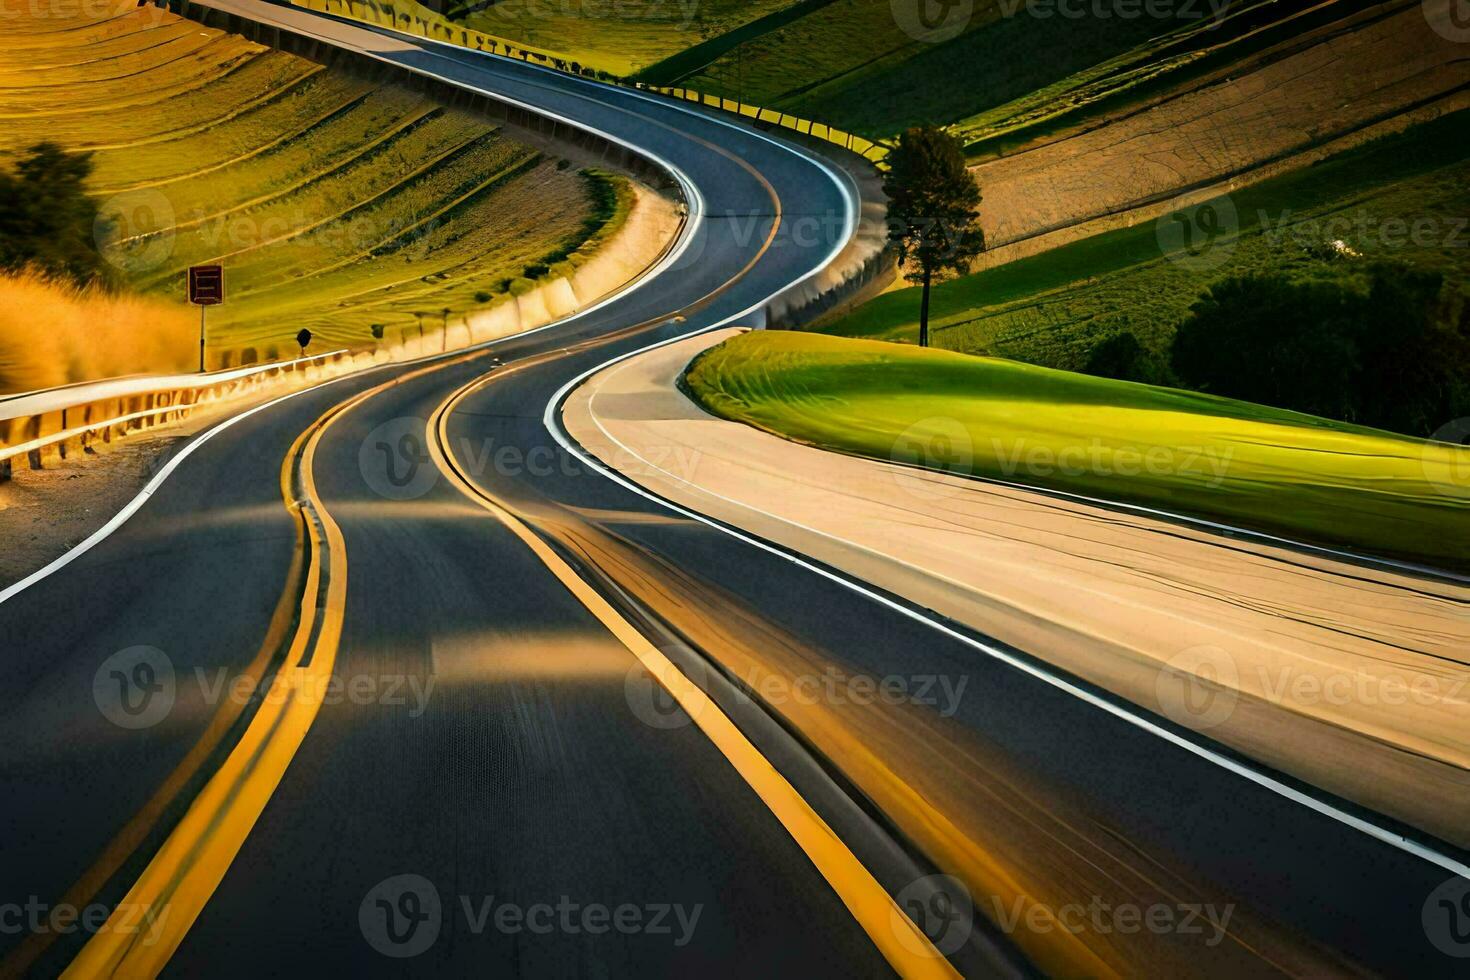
918,268,932,348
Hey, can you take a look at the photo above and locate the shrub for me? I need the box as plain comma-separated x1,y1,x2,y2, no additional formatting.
1171,265,1470,436
1083,331,1169,386
0,143,110,287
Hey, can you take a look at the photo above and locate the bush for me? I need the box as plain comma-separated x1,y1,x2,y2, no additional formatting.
1083,331,1169,386
1171,265,1470,436
0,143,110,287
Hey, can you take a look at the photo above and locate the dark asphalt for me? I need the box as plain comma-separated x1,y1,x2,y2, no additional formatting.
1,3,1466,978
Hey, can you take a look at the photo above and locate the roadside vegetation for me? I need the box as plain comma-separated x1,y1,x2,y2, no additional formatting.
683,331,1470,570
0,5,633,388
389,0,1384,148
818,111,1470,431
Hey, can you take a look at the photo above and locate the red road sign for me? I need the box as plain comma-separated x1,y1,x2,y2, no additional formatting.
188,265,224,306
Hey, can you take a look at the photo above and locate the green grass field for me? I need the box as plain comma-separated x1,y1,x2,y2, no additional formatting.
684,331,1470,570
363,0,1371,145
0,6,627,360
817,111,1470,369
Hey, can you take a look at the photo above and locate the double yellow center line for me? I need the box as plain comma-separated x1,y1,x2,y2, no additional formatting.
428,377,960,980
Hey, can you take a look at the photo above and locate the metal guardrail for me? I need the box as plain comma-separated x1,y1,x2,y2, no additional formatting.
295,0,892,165
0,350,351,480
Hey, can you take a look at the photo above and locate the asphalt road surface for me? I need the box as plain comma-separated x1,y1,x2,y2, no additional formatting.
1,3,1466,977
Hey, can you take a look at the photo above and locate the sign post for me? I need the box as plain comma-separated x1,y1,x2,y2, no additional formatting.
187,265,224,372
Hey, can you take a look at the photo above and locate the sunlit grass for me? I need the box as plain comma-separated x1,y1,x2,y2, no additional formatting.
0,5,624,362
684,331,1470,569
0,270,195,393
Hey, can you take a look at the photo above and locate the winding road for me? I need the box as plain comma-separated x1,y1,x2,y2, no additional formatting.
0,3,1466,977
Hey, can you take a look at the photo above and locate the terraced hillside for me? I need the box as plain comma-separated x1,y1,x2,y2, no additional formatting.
818,109,1470,367
0,4,630,364
380,0,1466,256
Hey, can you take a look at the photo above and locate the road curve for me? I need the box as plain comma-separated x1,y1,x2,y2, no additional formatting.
0,3,1465,978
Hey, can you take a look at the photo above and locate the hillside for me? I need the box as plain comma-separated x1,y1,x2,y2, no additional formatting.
817,109,1470,371
0,4,640,377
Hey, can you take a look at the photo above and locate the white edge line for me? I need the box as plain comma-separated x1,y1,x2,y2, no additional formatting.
0,5,720,610
543,332,1470,888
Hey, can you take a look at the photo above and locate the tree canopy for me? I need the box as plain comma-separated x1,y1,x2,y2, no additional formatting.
0,142,109,287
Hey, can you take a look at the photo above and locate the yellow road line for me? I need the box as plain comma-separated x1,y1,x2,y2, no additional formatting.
62,425,344,977
0,518,306,980
429,383,961,980
58,96,800,973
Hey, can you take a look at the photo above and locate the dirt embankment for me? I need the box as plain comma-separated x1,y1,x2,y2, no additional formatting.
970,0,1470,266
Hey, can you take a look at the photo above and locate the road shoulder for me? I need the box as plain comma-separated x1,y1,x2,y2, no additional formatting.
562,328,1470,850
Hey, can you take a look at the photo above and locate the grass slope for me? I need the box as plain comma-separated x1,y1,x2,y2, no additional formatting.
684,331,1470,570
818,110,1470,368
0,6,624,362
430,0,1376,146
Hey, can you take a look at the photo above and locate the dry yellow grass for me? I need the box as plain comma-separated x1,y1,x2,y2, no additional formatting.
0,271,195,393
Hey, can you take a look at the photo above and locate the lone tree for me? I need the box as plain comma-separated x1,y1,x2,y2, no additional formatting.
883,126,984,347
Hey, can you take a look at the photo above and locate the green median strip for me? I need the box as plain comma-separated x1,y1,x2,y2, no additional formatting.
682,331,1470,572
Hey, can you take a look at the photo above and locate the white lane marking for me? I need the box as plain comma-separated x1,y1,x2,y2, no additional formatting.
1,0,830,608
0,376,348,607
543,330,1470,885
